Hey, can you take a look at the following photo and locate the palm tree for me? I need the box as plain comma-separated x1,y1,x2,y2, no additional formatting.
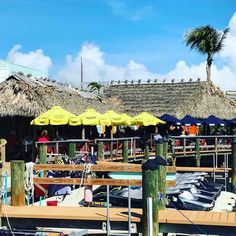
88,82,103,95
184,25,229,82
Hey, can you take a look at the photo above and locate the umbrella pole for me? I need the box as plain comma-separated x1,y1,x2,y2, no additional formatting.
110,128,113,161
82,126,85,139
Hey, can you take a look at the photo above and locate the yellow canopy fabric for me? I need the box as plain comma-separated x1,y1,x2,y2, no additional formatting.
106,110,125,126
79,108,101,126
31,106,76,126
100,113,112,126
132,112,165,126
68,116,81,126
121,113,132,126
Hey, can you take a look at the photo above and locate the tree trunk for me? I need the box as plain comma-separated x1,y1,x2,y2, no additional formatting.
206,56,212,82
206,63,211,82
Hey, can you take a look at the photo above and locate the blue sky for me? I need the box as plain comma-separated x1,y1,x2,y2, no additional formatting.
0,0,236,90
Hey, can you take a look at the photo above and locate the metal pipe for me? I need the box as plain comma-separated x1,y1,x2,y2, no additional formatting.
106,185,110,235
128,185,131,236
147,197,153,236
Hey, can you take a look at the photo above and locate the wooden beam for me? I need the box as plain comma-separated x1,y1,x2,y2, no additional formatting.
33,163,176,173
176,167,230,172
33,177,176,187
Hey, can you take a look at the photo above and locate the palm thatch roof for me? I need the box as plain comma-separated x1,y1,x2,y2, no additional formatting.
0,73,123,117
104,80,236,119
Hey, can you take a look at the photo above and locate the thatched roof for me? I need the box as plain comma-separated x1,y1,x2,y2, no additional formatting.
104,80,236,119
0,73,124,117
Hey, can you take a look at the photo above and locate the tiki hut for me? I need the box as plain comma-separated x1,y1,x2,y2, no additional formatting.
0,72,123,139
104,79,236,119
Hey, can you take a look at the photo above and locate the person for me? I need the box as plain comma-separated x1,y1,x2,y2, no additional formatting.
38,130,50,142
38,130,53,153
22,135,33,162
6,131,18,160
153,131,162,143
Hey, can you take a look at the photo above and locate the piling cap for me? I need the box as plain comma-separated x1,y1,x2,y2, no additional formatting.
142,155,167,170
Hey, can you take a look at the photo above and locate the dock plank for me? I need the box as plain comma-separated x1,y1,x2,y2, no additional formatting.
2,206,236,227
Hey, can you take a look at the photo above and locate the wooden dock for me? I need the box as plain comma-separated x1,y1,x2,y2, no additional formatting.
2,206,236,235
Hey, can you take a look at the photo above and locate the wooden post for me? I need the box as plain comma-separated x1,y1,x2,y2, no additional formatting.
0,139,6,162
142,164,159,235
156,142,166,210
68,142,76,158
195,137,200,167
11,160,25,206
122,140,128,163
110,141,113,161
82,127,85,139
97,141,103,161
163,141,168,160
231,137,236,193
39,143,47,164
144,143,149,160
142,153,166,236
155,141,163,157
55,142,59,154
171,139,176,166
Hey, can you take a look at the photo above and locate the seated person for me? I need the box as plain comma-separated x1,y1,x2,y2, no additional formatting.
153,132,162,143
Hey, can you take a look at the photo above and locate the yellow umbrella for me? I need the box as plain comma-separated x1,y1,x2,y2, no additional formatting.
79,108,101,126
100,113,112,126
105,110,125,126
68,116,81,126
132,112,165,126
30,106,76,125
121,113,132,126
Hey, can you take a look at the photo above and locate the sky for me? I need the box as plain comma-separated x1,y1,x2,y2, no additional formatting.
0,0,236,90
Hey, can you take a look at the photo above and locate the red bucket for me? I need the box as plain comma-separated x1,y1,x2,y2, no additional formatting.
46,200,58,206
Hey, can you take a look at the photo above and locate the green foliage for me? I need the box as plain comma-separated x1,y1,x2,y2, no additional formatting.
185,25,229,68
87,82,103,95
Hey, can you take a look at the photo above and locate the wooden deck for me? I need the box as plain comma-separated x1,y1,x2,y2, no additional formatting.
2,206,236,226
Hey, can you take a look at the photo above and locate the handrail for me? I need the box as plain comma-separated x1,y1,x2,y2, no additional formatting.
35,139,89,145
94,137,140,143
171,135,236,139
33,162,176,173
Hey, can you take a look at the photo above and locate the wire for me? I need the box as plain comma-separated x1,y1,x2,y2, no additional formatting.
159,193,207,235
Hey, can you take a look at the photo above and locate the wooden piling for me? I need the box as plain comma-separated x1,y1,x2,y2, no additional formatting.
142,164,159,235
144,143,149,160
231,137,236,193
39,144,47,164
156,142,166,210
110,141,113,161
171,139,176,166
0,139,6,162
163,141,168,160
155,141,163,157
11,160,25,206
97,141,103,161
195,137,201,167
68,142,76,158
122,140,128,163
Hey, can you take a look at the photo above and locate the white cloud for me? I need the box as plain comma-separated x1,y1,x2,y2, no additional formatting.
57,43,158,86
5,12,236,92
107,0,154,21
164,12,236,91
7,44,52,76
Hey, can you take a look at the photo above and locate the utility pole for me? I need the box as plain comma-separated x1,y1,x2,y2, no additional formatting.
81,56,83,91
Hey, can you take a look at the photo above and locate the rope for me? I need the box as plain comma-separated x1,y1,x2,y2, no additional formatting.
24,162,34,201
1,174,15,236
158,193,207,235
